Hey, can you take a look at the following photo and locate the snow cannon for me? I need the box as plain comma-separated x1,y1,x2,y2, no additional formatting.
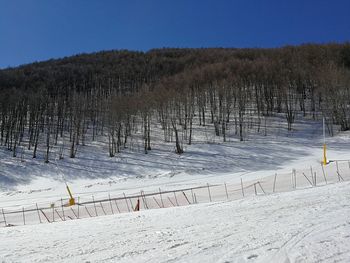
66,184,75,206
322,143,327,166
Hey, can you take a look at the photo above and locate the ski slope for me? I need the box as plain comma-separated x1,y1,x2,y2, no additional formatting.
1,181,349,262
1,118,349,209
0,117,350,262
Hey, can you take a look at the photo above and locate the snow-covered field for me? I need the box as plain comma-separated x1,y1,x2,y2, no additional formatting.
1,117,349,208
1,181,349,262
1,116,350,262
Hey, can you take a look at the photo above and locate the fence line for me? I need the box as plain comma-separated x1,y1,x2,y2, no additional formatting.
1,159,350,228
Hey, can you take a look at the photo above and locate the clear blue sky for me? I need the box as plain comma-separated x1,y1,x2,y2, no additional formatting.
0,0,349,68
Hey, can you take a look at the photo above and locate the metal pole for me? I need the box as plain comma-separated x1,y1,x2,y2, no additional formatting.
60,198,65,221
77,197,80,218
207,183,212,202
2,208,7,226
323,117,327,165
254,183,257,195
336,161,339,174
100,202,107,215
159,188,164,208
36,203,42,223
191,188,195,203
240,178,245,197
182,191,191,204
109,194,114,214
153,197,162,208
273,173,277,193
224,183,229,200
123,193,131,212
323,117,326,145
22,207,26,225
258,182,266,194
321,164,327,184
314,172,317,186
114,200,121,213
310,166,314,186
70,208,78,219
173,192,179,206
92,196,98,216
142,191,149,209
302,172,314,186
167,197,175,207
84,206,92,218
52,205,55,222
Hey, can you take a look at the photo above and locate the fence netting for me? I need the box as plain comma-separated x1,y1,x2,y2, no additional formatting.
1,160,349,227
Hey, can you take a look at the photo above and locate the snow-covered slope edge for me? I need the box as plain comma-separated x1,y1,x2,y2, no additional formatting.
1,181,349,263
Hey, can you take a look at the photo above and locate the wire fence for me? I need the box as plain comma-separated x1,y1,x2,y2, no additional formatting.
1,160,350,228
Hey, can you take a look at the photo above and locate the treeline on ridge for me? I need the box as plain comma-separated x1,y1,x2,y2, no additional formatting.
0,43,349,162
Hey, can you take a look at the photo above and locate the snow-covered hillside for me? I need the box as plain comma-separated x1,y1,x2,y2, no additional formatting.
1,180,349,262
1,117,349,208
1,116,350,262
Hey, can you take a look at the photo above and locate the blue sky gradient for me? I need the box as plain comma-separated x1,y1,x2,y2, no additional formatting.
0,0,349,68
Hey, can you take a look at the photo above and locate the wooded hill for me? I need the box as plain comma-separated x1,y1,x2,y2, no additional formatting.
0,43,349,162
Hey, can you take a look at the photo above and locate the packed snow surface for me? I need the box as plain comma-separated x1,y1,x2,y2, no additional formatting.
1,118,350,262
1,181,350,262
1,119,349,209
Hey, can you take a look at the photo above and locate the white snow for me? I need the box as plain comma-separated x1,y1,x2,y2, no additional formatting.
1,116,350,262
1,181,349,262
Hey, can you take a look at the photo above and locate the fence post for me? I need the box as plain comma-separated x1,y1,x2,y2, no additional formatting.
240,178,245,197
336,161,339,174
36,203,42,223
100,202,107,215
293,169,297,188
254,183,257,195
273,173,277,193
22,207,26,225
114,200,121,213
60,198,66,221
77,197,80,219
182,191,191,205
123,193,131,212
40,209,51,223
52,204,55,222
310,166,314,186
2,208,7,227
314,172,317,186
108,194,114,214
337,171,344,181
194,193,198,204
207,183,212,202
69,207,77,219
335,161,344,181
140,191,145,209
153,197,162,208
84,206,92,218
258,182,266,194
92,196,98,216
321,164,327,184
191,188,195,203
224,183,229,200
173,191,179,206
141,191,149,209
167,197,175,207
159,188,164,208
128,198,134,210
291,169,296,189
302,172,314,187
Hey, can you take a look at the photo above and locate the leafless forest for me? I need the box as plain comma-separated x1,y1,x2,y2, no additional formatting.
0,43,349,162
